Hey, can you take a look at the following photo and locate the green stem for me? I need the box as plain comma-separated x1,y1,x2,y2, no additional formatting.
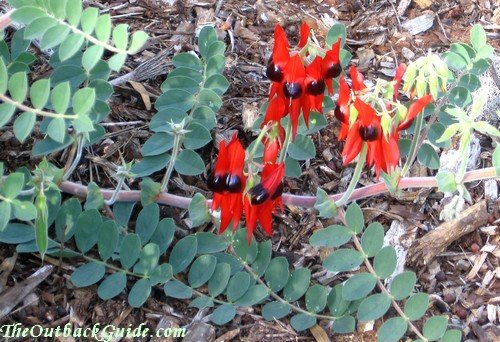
335,143,367,207
160,133,182,193
104,176,126,206
0,93,78,119
173,276,229,306
249,125,271,159
63,136,84,180
278,118,293,164
401,112,424,177
456,131,471,184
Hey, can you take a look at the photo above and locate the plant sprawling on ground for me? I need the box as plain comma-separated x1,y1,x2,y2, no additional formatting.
0,1,498,340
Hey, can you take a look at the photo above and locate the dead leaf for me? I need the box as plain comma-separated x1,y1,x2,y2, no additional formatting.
129,81,152,110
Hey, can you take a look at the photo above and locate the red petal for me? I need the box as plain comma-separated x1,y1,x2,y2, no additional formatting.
261,163,285,197
350,65,367,92
263,138,281,164
263,96,287,125
398,94,432,131
306,56,323,79
393,63,406,100
290,99,301,139
244,196,257,243
298,22,311,48
353,97,378,127
342,122,363,165
257,201,274,236
283,54,306,83
273,25,290,65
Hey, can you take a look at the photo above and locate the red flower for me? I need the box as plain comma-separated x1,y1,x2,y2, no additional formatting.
398,94,433,130
244,162,285,242
393,63,406,101
321,38,342,94
207,134,246,233
342,98,399,176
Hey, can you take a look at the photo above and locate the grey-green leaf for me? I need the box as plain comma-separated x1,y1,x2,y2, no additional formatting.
71,262,105,287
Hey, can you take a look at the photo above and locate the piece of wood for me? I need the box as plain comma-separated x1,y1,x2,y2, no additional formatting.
407,200,488,266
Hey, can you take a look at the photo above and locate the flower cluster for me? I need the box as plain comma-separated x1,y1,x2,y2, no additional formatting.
263,23,342,139
336,65,433,176
207,134,284,242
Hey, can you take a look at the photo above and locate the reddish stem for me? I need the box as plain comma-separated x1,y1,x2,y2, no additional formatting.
0,10,13,31
58,167,498,209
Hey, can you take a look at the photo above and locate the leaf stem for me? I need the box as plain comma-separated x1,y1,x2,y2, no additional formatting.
401,111,424,177
0,93,78,119
63,136,84,180
104,175,126,206
335,143,367,206
160,133,182,193
278,118,293,164
173,276,229,306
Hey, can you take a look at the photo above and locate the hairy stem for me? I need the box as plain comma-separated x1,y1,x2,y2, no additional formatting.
335,143,367,206
401,112,424,177
160,133,182,193
63,136,84,180
56,166,498,209
229,246,337,321
104,176,126,206
0,93,78,119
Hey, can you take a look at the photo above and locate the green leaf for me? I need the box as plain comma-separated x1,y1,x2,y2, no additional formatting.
120,233,141,269
423,316,448,341
283,268,311,302
342,273,377,301
206,41,226,59
24,17,57,39
112,24,129,50
345,202,364,233
13,112,35,141
190,296,214,309
444,51,468,71
332,315,355,333
59,33,84,61
160,76,200,95
357,293,391,322
262,301,292,321
108,53,127,72
72,87,96,116
234,284,268,307
98,220,119,261
417,143,440,170
310,224,352,248
164,279,192,299
474,121,500,137
196,232,228,254
174,149,205,176
211,304,236,325
206,55,226,77
232,228,258,263
404,293,429,320
314,188,337,218
11,200,37,221
251,240,272,277
128,31,149,54
97,271,127,300
326,23,347,48
65,0,83,26
184,123,211,149
197,88,222,112
428,122,452,148
378,317,408,342
30,78,51,110
470,24,487,51
0,103,16,128
323,248,364,272
173,52,203,71
198,26,218,59
156,89,195,112
47,118,66,143
204,74,229,96
327,284,350,317
458,73,481,92
2,173,24,199
264,257,289,292
84,182,104,210
71,262,106,287
226,271,251,302
74,209,101,253
436,170,458,193
188,254,217,288
305,284,328,313
189,193,210,227
130,153,170,178
285,157,302,178
55,198,81,242
208,263,231,297
136,203,159,244
287,134,316,160
11,6,46,25
150,263,173,285
169,235,198,274
493,143,500,176
41,24,70,50
82,45,104,71
360,222,384,257
8,72,28,103
448,86,472,108
134,243,160,275
290,314,317,332
440,329,462,342
142,132,175,157
390,271,417,300
0,223,35,244
476,45,494,60
168,67,203,83
0,58,8,94
94,13,112,42
139,178,160,206
128,278,152,308
51,81,71,114
0,203,12,231
373,246,397,279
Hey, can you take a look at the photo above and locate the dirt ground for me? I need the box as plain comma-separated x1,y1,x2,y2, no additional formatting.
0,0,499,341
